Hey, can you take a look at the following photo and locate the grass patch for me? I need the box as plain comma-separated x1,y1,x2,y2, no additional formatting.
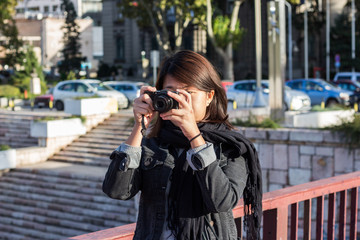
0,145,11,151
311,104,349,112
232,117,280,129
35,116,86,124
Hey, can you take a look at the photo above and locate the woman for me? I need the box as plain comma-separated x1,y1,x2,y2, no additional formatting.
103,50,262,240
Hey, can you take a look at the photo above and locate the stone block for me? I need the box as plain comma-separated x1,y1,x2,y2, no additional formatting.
288,145,299,167
244,128,267,139
322,131,342,143
259,144,273,169
355,161,360,171
300,146,315,155
289,168,311,186
269,170,287,185
300,155,312,169
334,148,354,173
268,129,289,141
355,150,360,160
269,183,284,192
262,170,268,193
290,130,323,143
312,156,334,181
273,144,288,170
315,147,334,157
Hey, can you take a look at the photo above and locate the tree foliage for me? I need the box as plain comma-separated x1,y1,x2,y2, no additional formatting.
58,0,85,78
11,46,46,93
330,0,360,71
0,0,17,26
117,0,206,55
206,0,246,81
1,19,25,68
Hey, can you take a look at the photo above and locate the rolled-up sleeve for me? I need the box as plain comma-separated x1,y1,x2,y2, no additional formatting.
116,143,142,169
186,142,217,170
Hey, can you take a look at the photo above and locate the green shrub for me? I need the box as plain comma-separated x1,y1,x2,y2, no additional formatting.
232,117,280,129
325,114,360,149
0,85,21,98
0,145,11,151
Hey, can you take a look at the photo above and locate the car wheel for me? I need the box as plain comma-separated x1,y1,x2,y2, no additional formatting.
55,100,64,111
325,99,338,107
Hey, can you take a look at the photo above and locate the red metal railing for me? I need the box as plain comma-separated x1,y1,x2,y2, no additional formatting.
68,171,360,240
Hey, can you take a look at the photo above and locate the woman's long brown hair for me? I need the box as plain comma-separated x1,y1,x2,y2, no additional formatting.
147,50,233,137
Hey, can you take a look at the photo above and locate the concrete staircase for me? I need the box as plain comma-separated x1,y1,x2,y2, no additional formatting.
0,112,137,239
0,112,39,148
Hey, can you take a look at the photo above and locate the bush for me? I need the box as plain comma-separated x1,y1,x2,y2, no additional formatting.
325,114,360,149
231,117,280,129
0,145,11,151
0,85,21,98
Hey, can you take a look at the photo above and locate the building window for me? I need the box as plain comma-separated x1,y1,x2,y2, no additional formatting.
44,6,49,13
116,36,125,61
53,5,58,12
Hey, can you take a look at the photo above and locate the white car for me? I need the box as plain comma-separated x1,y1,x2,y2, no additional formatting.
53,79,129,110
333,72,360,83
226,80,311,111
103,81,148,104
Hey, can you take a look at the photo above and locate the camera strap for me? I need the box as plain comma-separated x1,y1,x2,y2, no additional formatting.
141,115,146,136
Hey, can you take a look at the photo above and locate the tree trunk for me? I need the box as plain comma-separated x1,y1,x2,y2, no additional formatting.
223,43,234,81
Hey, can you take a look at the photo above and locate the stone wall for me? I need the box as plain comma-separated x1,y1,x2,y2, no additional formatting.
236,127,360,193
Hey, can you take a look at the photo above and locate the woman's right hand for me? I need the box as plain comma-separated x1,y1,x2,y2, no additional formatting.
132,85,157,128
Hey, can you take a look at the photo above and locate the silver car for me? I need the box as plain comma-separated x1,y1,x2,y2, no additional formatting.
226,80,311,111
103,81,149,104
53,79,129,110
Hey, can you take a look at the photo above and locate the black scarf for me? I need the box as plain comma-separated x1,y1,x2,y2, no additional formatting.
158,121,262,240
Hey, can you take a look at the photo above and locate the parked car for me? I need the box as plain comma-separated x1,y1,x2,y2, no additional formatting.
52,79,129,111
103,81,148,104
333,72,360,83
286,78,352,107
34,88,54,108
226,80,311,111
332,79,360,107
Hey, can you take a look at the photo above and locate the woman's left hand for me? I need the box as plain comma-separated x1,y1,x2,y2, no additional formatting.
159,89,200,140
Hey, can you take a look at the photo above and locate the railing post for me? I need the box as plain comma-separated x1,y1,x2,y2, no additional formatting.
350,187,358,240
303,199,312,240
263,206,288,240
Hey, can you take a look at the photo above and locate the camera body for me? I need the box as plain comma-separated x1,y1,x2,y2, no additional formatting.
145,90,179,113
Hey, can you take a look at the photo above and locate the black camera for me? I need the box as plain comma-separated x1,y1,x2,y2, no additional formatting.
145,90,179,113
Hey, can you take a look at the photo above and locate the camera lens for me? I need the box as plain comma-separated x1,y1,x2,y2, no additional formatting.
154,95,174,113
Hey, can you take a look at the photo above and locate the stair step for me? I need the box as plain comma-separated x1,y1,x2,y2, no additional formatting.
49,155,108,166
0,215,85,239
65,146,112,155
75,137,124,145
71,141,119,150
0,189,136,222
0,202,121,228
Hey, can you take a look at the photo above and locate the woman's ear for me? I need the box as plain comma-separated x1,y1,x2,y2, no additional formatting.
206,90,215,106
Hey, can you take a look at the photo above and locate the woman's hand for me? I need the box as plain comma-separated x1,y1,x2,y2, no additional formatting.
132,86,157,128
159,89,201,140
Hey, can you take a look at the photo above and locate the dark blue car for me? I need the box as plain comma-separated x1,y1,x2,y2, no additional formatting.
286,79,352,107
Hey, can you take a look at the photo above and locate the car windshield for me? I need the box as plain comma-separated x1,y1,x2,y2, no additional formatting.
320,80,339,90
89,83,113,91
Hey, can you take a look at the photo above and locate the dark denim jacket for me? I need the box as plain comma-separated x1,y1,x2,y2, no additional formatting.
102,137,248,240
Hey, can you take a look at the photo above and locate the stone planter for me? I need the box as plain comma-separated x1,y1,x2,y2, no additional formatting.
30,118,86,138
64,97,118,116
285,110,355,128
0,149,16,170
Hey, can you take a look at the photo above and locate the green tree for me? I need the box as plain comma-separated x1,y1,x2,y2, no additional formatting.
206,0,246,81
58,0,84,79
117,0,206,55
0,0,17,27
1,19,25,68
11,46,46,93
331,0,360,71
